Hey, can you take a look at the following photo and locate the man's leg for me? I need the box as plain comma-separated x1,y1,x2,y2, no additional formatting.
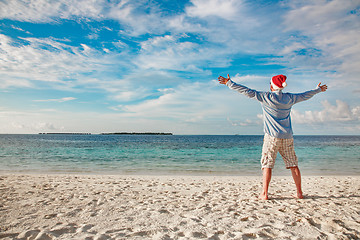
279,138,303,199
259,167,272,200
260,134,277,200
290,166,303,199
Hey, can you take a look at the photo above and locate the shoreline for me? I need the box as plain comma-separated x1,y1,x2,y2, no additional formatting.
1,174,359,239
1,169,359,177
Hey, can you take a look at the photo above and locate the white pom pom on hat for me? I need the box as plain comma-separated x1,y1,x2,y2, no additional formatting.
271,75,287,90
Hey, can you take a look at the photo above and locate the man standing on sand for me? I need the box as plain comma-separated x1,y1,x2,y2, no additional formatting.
218,74,327,200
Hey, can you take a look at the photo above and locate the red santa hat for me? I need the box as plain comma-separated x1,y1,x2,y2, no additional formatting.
271,75,287,90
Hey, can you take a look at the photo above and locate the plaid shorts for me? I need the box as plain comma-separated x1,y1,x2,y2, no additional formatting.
261,134,298,169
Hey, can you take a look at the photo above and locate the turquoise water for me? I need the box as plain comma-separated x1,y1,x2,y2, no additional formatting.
0,134,359,175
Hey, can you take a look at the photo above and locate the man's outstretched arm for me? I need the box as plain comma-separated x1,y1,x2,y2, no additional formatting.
218,74,265,102
291,82,328,104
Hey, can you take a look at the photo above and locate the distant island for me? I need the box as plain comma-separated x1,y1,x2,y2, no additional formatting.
101,132,173,135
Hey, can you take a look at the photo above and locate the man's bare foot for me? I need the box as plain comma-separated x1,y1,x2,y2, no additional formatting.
258,192,269,200
294,192,304,199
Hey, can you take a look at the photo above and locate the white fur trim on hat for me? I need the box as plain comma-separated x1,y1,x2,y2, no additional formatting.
271,78,287,90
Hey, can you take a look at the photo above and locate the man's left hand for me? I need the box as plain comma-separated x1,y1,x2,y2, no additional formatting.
318,82,328,92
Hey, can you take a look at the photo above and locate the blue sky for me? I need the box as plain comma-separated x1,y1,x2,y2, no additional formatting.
0,0,359,134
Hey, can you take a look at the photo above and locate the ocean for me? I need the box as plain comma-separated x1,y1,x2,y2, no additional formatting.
0,134,359,176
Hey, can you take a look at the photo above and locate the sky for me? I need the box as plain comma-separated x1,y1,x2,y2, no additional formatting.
0,0,359,135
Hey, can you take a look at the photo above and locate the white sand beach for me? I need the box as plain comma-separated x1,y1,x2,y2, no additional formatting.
1,174,359,239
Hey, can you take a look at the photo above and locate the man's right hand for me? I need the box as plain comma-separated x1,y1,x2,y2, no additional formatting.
318,82,328,92
218,74,231,85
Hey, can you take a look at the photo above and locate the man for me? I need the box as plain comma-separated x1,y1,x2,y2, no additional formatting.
218,74,327,200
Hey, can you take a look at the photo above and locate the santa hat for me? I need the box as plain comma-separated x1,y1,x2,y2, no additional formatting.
271,75,287,90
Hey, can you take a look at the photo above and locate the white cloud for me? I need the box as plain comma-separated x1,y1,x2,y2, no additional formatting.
280,42,307,55
292,100,360,124
98,71,184,102
227,117,261,127
0,0,104,22
186,0,241,20
107,1,156,35
0,0,166,36
181,0,263,53
33,97,76,102
0,34,119,90
32,122,65,131
111,88,149,102
140,35,176,51
0,109,65,133
232,74,270,85
135,34,204,71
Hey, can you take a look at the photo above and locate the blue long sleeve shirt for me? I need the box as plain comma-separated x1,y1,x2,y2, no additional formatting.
226,80,322,139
